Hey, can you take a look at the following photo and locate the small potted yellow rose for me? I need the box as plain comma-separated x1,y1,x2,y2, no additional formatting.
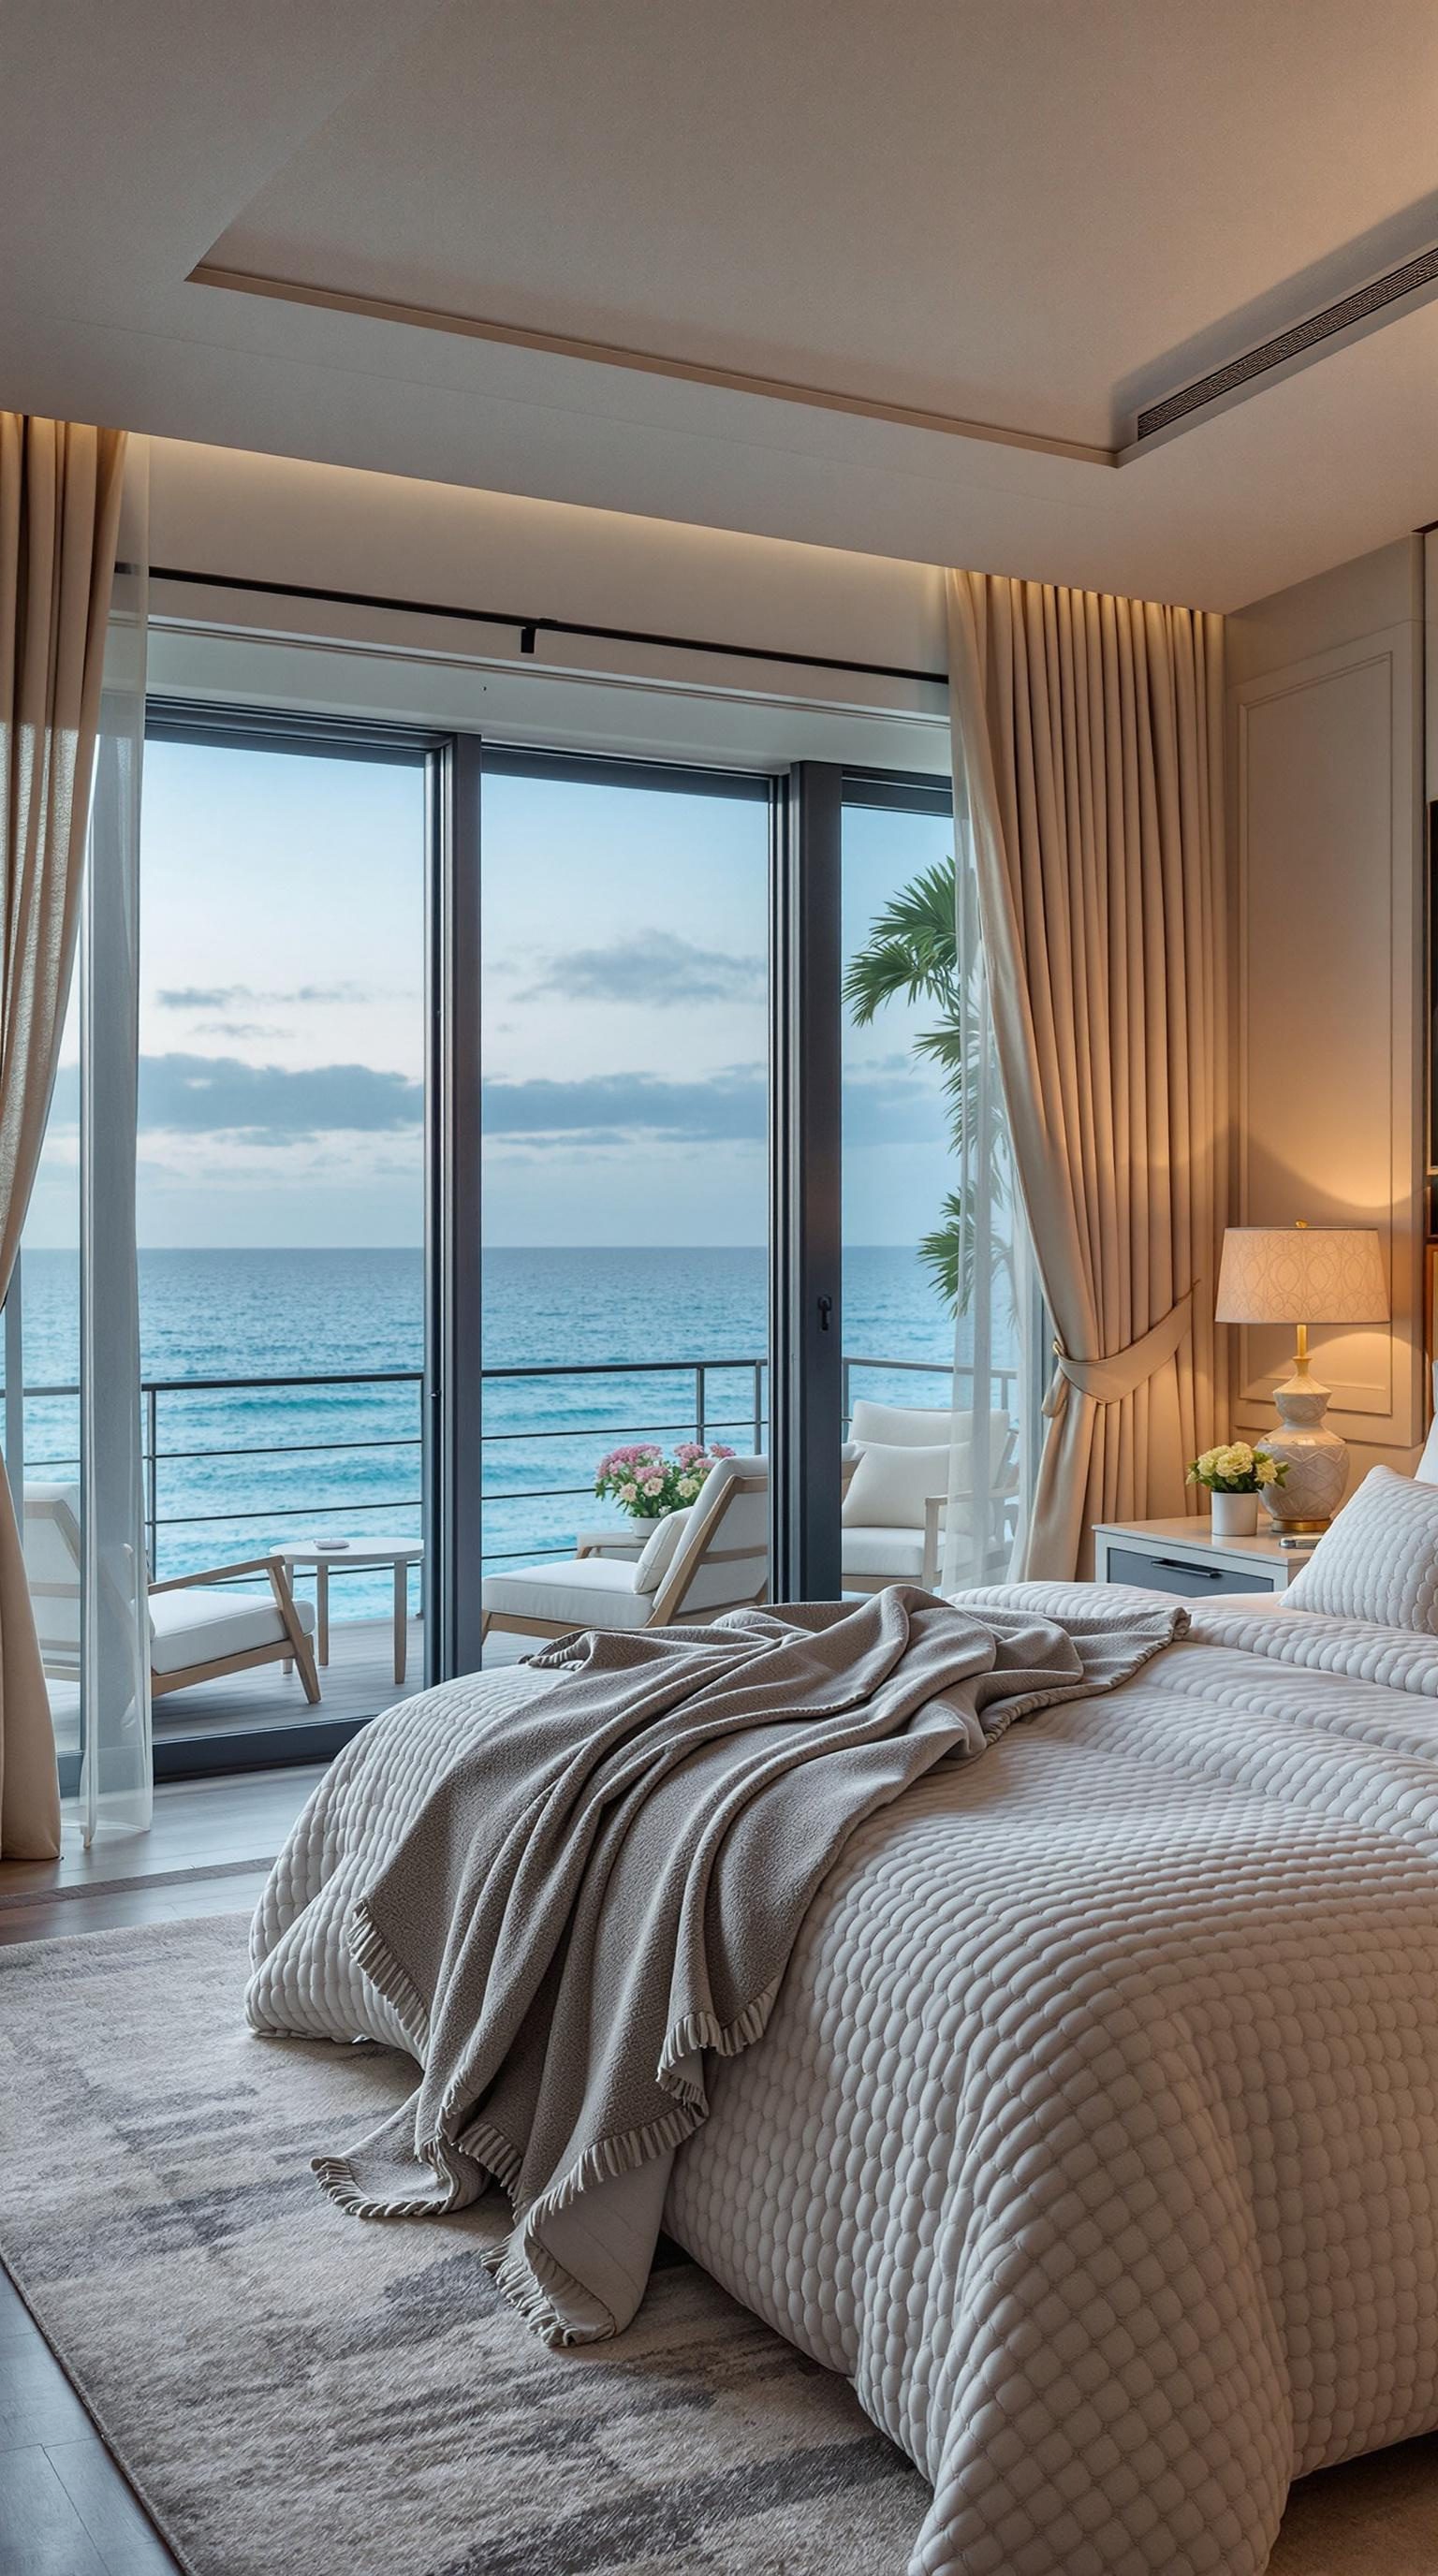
1186,1441,1288,1537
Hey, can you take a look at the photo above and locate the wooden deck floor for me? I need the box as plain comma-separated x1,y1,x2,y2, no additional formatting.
47,1615,429,1751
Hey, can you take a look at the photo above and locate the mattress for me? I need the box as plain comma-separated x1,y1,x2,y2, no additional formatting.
249,1584,1438,2575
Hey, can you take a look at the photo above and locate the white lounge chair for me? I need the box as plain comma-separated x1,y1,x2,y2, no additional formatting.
481,1455,769,1645
841,1400,1020,1593
22,1483,321,1704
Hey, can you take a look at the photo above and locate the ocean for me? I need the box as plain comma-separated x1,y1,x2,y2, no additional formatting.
9,1246,970,1618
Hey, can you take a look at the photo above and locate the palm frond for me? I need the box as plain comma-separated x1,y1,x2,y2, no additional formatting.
919,1193,967,1312
842,863,959,1022
846,855,1017,1325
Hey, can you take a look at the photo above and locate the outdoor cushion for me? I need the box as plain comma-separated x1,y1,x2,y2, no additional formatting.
148,1585,315,1676
840,1526,927,1580
634,1507,692,1590
842,1441,951,1530
849,1399,962,1447
481,1555,654,1631
848,1401,1012,1462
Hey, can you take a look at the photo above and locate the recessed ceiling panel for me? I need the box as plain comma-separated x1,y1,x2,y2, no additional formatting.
203,0,1438,452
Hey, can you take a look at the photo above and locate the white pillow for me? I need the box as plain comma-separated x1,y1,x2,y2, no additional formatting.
841,1442,954,1531
1284,1467,1438,1631
850,1399,966,1448
634,1507,692,1593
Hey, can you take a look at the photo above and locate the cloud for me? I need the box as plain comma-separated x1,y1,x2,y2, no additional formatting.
193,1020,284,1041
49,1052,945,1157
154,981,381,1010
518,931,763,1009
482,1068,767,1143
480,1061,945,1149
131,1053,423,1142
154,987,232,1010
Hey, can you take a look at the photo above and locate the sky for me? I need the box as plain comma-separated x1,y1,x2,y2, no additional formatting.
26,740,954,1250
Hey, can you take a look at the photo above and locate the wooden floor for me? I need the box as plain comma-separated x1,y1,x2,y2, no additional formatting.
0,1764,324,1945
0,2264,176,2574
2,1764,322,2571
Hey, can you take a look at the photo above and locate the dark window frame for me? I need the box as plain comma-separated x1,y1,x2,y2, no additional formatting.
100,709,953,1781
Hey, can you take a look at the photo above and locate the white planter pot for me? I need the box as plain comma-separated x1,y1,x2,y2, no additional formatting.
1210,1489,1258,1539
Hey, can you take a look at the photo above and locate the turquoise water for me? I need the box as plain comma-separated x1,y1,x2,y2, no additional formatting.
8,1247,971,1615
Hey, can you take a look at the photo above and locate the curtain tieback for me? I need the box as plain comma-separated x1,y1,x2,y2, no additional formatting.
1043,1288,1196,1420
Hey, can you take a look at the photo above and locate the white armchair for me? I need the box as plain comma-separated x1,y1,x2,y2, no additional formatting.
841,1402,1020,1594
22,1484,321,1704
481,1456,769,1646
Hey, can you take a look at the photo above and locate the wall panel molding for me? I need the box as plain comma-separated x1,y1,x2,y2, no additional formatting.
1231,608,1423,1454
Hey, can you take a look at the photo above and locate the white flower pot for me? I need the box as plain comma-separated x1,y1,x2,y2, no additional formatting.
1210,1490,1258,1539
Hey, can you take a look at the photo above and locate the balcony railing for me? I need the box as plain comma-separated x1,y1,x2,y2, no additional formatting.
3,1352,1022,1581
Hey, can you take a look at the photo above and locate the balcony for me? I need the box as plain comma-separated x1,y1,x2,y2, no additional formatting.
17,1348,1019,1764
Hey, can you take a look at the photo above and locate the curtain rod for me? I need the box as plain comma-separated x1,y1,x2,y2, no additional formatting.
148,564,950,691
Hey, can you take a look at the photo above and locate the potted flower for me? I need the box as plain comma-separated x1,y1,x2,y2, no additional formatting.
1185,1441,1288,1537
594,1440,736,1531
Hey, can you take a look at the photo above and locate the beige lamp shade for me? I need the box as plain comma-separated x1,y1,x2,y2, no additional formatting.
1214,1226,1389,1326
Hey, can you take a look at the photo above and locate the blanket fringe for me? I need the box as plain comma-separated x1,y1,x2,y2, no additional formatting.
332,1909,785,2346
345,1896,433,2056
454,2112,524,2198
657,1979,781,2089
480,2098,706,2348
310,2131,477,2221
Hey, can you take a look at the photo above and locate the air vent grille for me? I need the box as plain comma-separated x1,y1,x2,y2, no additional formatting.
1136,242,1438,442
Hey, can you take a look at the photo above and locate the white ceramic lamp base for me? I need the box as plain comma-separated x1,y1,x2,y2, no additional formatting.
1258,1363,1348,1532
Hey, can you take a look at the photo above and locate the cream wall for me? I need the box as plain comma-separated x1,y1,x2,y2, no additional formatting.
144,438,950,774
1226,535,1427,1480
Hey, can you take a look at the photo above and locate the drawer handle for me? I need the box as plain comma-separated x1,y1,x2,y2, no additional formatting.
1152,1558,1225,1578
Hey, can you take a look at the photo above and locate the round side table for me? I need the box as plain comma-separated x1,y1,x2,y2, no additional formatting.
273,1539,424,1686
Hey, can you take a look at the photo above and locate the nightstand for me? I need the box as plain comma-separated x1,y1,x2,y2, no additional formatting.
1093,1515,1308,1601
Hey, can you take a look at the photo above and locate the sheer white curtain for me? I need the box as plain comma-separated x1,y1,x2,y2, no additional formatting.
78,444,150,1839
935,789,1035,1595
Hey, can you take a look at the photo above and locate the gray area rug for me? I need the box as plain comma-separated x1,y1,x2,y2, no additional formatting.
0,1916,926,2576
3,1914,1437,2576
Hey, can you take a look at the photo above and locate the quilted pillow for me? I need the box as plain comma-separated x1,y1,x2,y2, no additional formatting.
842,1442,952,1530
1284,1466,1438,1631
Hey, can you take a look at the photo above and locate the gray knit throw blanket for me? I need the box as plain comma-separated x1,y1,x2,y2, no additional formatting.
314,1586,1185,2346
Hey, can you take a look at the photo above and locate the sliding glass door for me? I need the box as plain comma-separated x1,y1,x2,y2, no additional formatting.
11,706,1031,1803
135,713,433,1773
477,753,771,1647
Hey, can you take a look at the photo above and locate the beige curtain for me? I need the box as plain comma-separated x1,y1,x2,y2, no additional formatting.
946,569,1228,1579
0,416,127,1859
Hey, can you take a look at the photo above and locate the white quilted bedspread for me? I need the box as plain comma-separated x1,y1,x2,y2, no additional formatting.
248,1585,1438,2576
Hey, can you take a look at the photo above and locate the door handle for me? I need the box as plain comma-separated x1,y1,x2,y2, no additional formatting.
816,1295,833,1333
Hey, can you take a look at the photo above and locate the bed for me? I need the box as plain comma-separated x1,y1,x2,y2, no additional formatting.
249,1515,1438,2576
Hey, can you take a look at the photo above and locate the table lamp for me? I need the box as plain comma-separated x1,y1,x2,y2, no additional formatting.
1214,1222,1389,1531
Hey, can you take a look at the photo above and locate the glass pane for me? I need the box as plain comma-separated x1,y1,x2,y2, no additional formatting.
841,798,1025,1593
136,736,428,1755
480,768,770,1657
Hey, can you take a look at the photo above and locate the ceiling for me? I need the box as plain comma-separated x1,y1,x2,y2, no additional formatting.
5,0,1438,609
